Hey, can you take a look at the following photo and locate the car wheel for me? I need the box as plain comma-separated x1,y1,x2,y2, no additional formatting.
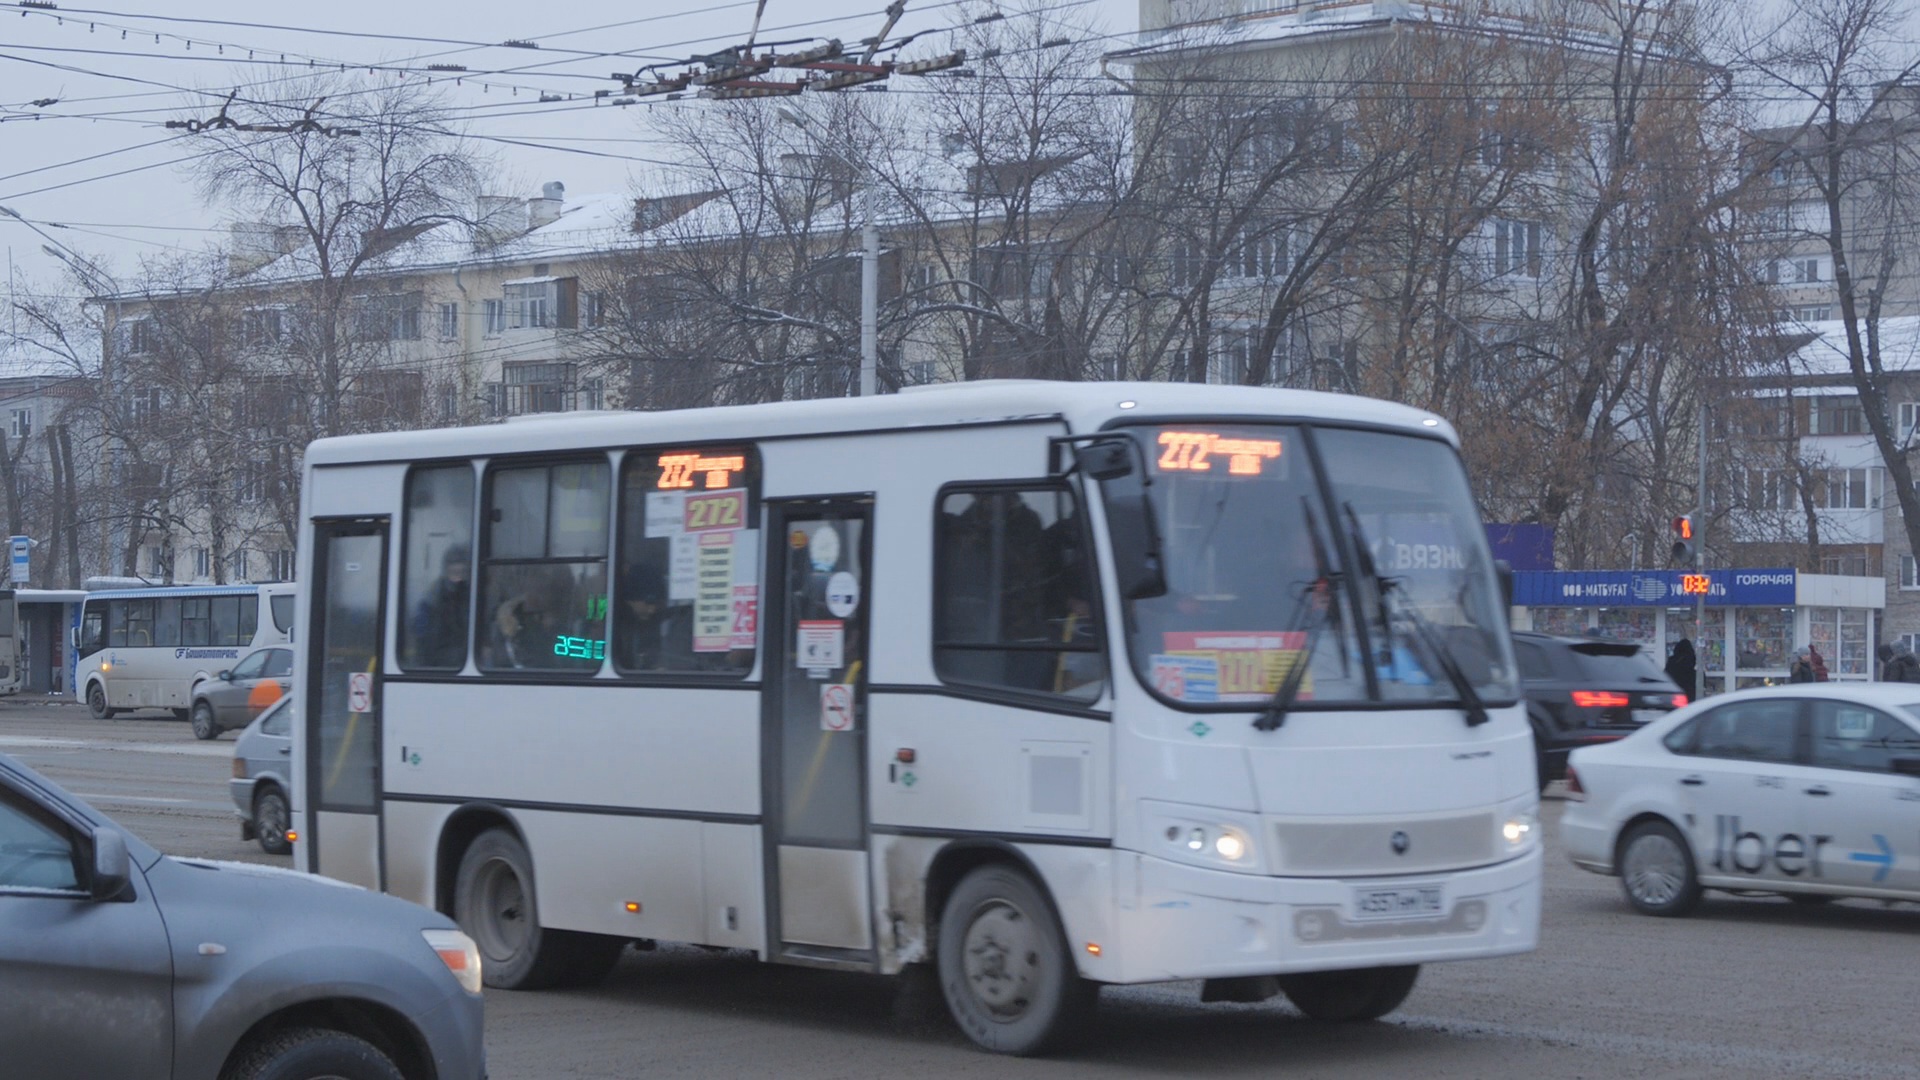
454,827,622,990
87,683,116,720
1278,965,1420,1022
253,787,291,856
1618,820,1702,917
937,864,1095,1056
221,1026,402,1080
191,701,219,741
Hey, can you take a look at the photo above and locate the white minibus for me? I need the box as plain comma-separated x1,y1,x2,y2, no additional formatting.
291,381,1540,1053
76,582,298,719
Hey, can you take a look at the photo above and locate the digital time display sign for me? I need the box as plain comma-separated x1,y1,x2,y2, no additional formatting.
553,635,607,661
1679,574,1711,596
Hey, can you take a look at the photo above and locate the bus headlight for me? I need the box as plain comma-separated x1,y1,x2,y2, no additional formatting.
1499,807,1539,854
1143,802,1261,873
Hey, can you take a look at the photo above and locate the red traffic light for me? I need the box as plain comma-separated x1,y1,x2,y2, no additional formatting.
1671,515,1693,540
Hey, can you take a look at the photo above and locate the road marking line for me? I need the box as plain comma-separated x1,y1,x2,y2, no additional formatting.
0,735,232,758
72,793,195,805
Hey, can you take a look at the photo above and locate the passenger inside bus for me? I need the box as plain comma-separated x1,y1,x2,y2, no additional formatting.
615,562,692,671
486,567,572,669
409,546,470,669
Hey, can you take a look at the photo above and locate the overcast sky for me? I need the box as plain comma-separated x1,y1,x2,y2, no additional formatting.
0,0,1139,289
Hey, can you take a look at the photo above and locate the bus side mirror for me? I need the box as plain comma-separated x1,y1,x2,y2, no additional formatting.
1496,559,1515,610
1074,441,1134,482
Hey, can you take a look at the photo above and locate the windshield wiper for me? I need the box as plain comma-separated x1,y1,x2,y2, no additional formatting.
1342,502,1489,728
1255,499,1338,732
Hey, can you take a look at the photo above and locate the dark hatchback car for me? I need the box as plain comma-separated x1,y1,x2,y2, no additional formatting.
1514,631,1687,790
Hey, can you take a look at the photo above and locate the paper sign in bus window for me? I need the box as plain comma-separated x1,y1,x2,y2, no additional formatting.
693,532,735,652
797,620,844,671
1151,654,1219,703
1161,631,1309,702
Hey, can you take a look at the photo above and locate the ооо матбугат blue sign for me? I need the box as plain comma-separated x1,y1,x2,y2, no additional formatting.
1511,568,1796,608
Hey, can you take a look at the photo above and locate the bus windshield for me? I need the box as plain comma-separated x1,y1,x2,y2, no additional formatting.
1122,424,1516,710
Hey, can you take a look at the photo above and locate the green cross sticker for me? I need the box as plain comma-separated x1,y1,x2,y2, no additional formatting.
901,771,917,787
1188,721,1212,738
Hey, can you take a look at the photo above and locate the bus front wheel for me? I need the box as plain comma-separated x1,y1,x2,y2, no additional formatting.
936,864,1094,1055
1278,965,1420,1022
453,827,623,990
87,683,115,720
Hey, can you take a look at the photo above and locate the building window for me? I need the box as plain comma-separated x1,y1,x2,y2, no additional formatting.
1903,556,1919,590
1807,396,1864,435
505,281,553,329
1742,468,1797,512
1794,257,1825,283
1209,326,1258,386
934,485,1105,703
7,408,30,440
1815,467,1875,510
1220,224,1287,282
271,549,296,581
583,291,607,329
125,318,155,355
438,302,460,340
146,545,169,578
502,361,577,415
351,293,423,341
1491,219,1543,278
192,547,211,580
482,299,505,336
230,548,250,582
242,308,286,347
478,460,610,674
1821,554,1867,576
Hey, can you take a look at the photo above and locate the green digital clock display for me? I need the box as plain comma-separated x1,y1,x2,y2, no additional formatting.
553,635,607,661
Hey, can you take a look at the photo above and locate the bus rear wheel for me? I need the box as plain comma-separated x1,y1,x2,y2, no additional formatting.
937,865,1094,1056
453,827,622,990
87,683,115,720
1278,965,1420,1022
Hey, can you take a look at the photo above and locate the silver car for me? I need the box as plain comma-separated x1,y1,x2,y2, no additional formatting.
191,645,295,740
231,696,293,855
0,751,486,1080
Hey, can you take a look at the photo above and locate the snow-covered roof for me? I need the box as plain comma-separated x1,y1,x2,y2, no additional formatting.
1778,316,1920,378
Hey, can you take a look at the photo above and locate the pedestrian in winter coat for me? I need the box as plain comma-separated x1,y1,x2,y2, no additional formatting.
1789,648,1815,683
1808,644,1830,682
1665,639,1697,695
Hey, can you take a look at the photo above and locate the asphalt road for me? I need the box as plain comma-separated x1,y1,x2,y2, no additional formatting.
5,700,1918,1079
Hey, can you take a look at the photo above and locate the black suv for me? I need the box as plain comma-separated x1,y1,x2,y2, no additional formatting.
1513,631,1687,790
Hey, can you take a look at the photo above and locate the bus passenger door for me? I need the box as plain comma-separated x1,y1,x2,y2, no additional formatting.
303,519,389,890
764,498,874,961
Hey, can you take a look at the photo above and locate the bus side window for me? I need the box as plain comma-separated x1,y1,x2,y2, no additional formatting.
79,606,106,658
181,598,211,647
124,600,154,648
154,598,181,649
934,484,1106,704
212,597,240,648
239,596,258,644
107,601,128,649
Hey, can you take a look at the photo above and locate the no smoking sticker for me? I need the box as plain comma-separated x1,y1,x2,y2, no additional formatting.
821,683,855,732
347,671,373,713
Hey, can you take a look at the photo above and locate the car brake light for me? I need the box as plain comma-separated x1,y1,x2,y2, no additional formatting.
1564,765,1586,801
1671,694,1688,708
1571,691,1631,709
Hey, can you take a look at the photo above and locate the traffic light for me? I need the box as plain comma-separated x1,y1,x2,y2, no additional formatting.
1670,515,1695,565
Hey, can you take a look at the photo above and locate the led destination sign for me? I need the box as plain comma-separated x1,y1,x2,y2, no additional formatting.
1154,430,1285,478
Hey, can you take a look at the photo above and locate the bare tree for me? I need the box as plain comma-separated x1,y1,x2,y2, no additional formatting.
1745,0,1920,569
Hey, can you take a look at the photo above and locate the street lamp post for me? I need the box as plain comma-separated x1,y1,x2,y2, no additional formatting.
777,106,876,397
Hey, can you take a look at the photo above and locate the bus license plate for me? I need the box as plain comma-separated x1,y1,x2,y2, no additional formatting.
1351,885,1444,922
1631,709,1666,725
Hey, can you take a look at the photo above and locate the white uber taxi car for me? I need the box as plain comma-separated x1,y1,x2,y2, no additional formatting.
1561,684,1920,916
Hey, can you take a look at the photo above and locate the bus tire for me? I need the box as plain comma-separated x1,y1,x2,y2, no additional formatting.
936,864,1094,1056
1279,964,1420,1022
191,701,220,741
87,682,115,720
453,827,617,990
